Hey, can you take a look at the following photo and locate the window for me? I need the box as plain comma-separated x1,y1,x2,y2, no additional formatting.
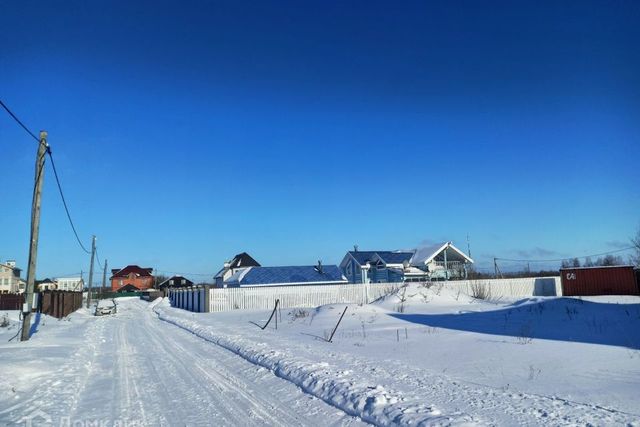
181,279,186,285
345,261,351,276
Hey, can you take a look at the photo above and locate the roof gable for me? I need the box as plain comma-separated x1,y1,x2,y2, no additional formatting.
230,252,261,269
411,242,474,266
110,265,154,279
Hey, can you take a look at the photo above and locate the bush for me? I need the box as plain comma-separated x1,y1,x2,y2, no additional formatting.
470,281,492,300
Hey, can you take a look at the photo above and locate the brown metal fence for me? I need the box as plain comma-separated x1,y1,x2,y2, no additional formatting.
39,291,83,319
0,293,24,310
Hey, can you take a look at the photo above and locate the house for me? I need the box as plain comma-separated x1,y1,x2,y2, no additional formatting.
55,277,84,292
220,262,347,288
340,242,474,283
110,265,154,292
157,275,194,290
0,260,22,294
214,252,261,287
36,278,57,291
117,284,142,293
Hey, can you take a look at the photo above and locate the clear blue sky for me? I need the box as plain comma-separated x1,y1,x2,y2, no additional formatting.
1,1,638,280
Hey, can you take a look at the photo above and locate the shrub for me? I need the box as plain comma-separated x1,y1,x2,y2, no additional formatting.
470,281,492,300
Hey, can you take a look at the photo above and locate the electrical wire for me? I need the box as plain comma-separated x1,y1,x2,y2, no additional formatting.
47,150,91,254
1,98,92,255
0,99,41,143
496,246,634,263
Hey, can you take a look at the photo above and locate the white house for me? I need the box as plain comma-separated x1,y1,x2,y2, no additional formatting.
55,277,84,292
340,241,474,283
0,260,23,294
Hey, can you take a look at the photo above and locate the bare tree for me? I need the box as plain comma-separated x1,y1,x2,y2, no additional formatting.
632,226,640,266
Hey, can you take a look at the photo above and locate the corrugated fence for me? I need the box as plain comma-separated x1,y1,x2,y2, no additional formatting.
39,291,83,319
167,277,561,313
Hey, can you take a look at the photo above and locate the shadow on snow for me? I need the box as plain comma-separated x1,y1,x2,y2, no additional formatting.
390,297,640,349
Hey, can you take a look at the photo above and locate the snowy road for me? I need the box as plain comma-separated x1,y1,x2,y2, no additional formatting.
0,299,366,426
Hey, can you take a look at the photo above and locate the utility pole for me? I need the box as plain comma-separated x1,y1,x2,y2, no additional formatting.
86,235,96,309
101,259,107,296
493,257,503,279
21,131,48,342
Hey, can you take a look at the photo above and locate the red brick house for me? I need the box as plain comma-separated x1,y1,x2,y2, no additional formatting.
110,265,154,292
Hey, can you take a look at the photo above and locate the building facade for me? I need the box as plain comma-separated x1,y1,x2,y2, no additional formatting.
340,242,474,284
0,260,22,294
110,265,154,292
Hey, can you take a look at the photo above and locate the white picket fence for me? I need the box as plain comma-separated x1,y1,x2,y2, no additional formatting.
167,277,561,313
209,283,401,312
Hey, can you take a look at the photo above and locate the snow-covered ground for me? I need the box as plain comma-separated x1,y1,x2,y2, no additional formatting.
155,284,640,426
0,298,364,426
1,286,639,426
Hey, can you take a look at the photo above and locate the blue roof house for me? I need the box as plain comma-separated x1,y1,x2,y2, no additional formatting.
217,259,348,288
339,242,474,283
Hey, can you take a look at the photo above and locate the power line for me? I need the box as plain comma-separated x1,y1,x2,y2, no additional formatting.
0,99,41,143
47,150,91,254
155,269,214,277
1,98,92,255
496,246,634,263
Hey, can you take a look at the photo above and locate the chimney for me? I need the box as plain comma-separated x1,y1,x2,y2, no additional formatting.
315,260,323,274
354,245,358,252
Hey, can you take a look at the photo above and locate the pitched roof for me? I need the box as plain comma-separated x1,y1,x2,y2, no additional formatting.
228,265,346,286
346,251,414,266
214,252,261,279
157,275,194,288
110,265,154,279
375,251,415,264
410,242,474,265
229,252,261,269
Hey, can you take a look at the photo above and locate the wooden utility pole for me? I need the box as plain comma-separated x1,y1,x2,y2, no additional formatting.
21,131,48,342
101,259,107,295
86,235,96,308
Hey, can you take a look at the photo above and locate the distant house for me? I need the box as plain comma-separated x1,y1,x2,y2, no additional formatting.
55,277,84,292
0,260,22,294
157,275,194,290
117,284,141,293
110,265,154,292
341,251,415,284
340,242,474,283
220,262,347,288
36,278,57,291
214,252,261,287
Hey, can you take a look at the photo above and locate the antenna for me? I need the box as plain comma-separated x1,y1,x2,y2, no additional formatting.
467,233,472,258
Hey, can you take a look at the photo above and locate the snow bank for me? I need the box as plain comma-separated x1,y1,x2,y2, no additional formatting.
153,299,475,426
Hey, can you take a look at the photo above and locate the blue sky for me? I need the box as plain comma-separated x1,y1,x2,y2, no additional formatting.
1,1,639,280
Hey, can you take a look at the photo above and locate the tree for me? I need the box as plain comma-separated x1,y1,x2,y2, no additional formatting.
631,226,640,266
583,256,594,267
594,255,624,266
561,259,571,269
571,258,581,267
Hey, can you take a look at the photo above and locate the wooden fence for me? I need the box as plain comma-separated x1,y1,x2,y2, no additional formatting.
0,293,24,310
39,291,83,319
